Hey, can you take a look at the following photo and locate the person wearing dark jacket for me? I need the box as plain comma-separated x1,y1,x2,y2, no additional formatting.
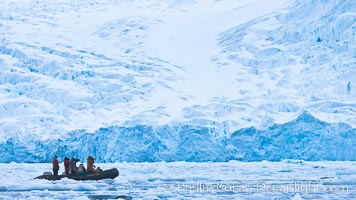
69,157,79,175
52,156,59,176
77,163,86,175
63,157,70,175
87,156,95,173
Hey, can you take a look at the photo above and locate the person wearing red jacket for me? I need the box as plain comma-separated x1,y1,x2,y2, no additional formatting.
52,156,59,176
63,157,70,175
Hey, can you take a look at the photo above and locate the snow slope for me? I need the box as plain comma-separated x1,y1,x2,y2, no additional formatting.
0,0,355,162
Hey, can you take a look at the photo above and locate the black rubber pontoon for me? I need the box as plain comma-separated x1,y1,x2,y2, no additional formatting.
34,168,119,181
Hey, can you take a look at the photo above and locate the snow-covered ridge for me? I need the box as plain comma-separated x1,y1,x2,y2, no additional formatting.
0,0,355,162
0,0,185,141
213,0,355,128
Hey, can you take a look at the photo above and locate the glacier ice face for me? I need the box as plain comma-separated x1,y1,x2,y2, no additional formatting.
0,0,355,162
0,112,354,163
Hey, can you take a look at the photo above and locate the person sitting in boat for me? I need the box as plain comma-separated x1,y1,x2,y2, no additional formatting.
96,166,103,173
77,163,86,175
69,157,79,175
52,156,59,176
87,156,95,173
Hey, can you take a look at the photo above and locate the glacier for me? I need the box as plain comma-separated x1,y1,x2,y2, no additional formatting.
0,0,355,163
0,112,354,163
